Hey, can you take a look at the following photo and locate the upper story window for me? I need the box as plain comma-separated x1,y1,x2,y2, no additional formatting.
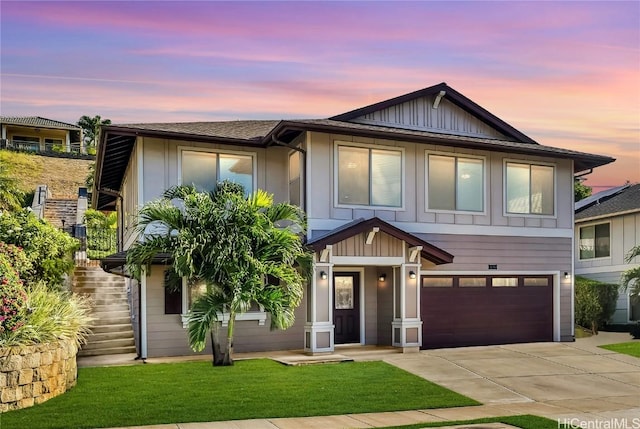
336,143,402,208
426,153,484,212
579,223,610,259
180,149,254,194
505,162,554,215
289,151,301,207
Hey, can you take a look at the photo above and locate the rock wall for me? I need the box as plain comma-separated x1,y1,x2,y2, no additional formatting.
0,339,78,411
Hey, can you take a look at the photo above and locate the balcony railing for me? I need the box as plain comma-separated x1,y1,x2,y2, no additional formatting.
1,139,93,158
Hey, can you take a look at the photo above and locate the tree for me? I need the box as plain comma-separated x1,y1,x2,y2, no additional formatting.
0,164,24,212
575,180,592,202
77,115,111,150
575,276,618,334
126,182,311,366
621,245,640,305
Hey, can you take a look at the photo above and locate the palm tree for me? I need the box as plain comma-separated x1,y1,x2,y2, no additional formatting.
621,245,640,304
126,182,311,366
77,115,111,150
0,164,23,212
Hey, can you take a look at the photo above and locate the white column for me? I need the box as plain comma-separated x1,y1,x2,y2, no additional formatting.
392,262,422,351
65,131,71,152
304,246,335,353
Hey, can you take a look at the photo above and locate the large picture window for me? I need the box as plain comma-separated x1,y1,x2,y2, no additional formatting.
337,144,402,207
181,150,253,194
427,153,484,212
505,162,554,215
579,223,610,259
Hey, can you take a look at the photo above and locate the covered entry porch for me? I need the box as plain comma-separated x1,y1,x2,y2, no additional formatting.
304,217,453,354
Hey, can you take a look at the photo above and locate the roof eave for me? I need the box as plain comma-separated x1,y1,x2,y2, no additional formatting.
273,120,615,172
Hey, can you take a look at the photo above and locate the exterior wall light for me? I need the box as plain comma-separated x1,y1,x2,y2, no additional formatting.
320,271,328,280
409,271,416,279
564,272,570,280
379,273,386,282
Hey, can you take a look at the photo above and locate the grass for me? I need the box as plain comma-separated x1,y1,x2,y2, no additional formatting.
600,341,640,358
0,149,91,198
1,359,478,429
384,415,561,429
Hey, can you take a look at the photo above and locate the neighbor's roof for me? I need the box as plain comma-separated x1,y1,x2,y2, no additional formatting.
0,116,81,130
575,183,640,221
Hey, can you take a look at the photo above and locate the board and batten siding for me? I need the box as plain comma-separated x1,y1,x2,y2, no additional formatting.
144,267,306,357
121,139,139,249
351,96,509,140
575,212,640,270
306,131,574,231
140,137,290,208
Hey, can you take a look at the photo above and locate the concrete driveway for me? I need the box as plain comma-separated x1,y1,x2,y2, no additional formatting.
381,332,640,422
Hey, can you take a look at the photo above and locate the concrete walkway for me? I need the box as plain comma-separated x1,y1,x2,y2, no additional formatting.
81,332,640,429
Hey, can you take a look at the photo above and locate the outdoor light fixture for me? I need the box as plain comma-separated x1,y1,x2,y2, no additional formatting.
320,271,328,280
564,272,570,280
379,273,386,282
409,271,416,279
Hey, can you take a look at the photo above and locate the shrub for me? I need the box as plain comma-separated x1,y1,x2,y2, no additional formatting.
0,242,32,277
0,209,78,289
0,281,93,347
575,276,619,334
630,323,640,339
0,250,28,336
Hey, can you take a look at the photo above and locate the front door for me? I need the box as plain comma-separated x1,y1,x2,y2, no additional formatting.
333,272,360,344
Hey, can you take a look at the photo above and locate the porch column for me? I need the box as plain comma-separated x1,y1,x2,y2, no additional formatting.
392,260,422,351
65,131,71,152
304,246,334,353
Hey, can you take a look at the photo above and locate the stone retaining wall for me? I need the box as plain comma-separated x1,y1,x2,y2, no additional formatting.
0,339,78,411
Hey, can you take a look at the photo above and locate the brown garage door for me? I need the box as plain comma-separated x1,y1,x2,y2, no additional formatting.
421,275,553,349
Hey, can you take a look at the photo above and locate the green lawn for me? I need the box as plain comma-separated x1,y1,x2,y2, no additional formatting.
385,415,561,429
1,359,478,429
600,341,640,357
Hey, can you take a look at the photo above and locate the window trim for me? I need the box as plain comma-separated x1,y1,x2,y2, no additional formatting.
578,221,612,261
503,159,557,218
288,149,303,209
424,150,487,215
177,145,257,193
178,277,266,328
333,141,405,210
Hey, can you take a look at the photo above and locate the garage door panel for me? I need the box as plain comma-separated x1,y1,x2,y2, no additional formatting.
421,275,553,349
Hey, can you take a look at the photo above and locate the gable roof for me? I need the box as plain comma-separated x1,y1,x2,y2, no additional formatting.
93,83,615,210
307,217,454,265
0,116,81,130
575,183,640,221
329,82,538,144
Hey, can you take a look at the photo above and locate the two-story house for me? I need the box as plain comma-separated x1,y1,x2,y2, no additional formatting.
0,116,83,153
93,83,614,359
575,183,640,324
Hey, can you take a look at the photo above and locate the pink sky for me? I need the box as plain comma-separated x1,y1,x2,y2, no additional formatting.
1,1,638,189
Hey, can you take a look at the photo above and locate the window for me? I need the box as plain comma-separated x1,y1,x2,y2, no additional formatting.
422,277,453,287
579,223,610,259
492,277,518,287
289,151,301,207
427,154,484,212
458,277,487,287
181,150,253,193
337,144,402,207
505,162,554,215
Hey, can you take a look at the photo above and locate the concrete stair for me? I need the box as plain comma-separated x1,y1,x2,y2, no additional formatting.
73,266,137,357
44,198,77,229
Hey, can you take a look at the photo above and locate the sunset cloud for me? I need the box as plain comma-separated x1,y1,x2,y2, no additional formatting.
1,1,638,188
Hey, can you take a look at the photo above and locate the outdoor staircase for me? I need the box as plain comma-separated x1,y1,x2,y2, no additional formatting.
72,266,137,357
43,198,77,229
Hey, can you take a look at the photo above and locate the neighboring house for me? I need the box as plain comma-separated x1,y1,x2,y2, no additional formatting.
575,183,640,323
93,82,614,358
0,116,83,153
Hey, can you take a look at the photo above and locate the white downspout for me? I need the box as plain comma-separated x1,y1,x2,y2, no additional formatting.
140,266,148,360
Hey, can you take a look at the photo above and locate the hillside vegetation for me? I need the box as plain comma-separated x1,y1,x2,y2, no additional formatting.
0,150,92,199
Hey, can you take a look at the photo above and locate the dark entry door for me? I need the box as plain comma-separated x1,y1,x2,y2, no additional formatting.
333,272,360,344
